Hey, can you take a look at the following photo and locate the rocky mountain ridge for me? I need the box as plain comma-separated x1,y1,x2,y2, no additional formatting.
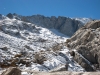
1,13,92,36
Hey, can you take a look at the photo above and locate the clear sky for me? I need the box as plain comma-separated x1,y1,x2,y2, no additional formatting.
0,0,100,19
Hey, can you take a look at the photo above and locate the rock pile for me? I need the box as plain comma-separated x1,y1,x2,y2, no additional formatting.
66,20,100,71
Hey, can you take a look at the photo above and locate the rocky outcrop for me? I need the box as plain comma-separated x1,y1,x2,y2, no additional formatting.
6,13,13,19
66,20,100,71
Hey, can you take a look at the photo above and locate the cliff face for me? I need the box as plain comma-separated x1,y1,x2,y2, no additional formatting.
66,20,100,71
20,15,83,36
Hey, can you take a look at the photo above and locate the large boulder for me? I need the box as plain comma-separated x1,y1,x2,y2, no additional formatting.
66,20,100,71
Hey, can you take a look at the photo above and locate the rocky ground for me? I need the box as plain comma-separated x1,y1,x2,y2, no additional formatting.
1,67,100,75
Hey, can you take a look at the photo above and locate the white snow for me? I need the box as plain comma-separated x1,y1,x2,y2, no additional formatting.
74,18,92,24
50,29,69,38
22,72,29,75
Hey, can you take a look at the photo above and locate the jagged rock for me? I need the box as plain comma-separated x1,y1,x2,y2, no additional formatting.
52,43,63,52
0,47,8,51
6,13,13,19
33,53,47,64
1,67,21,75
66,20,100,71
85,21,100,29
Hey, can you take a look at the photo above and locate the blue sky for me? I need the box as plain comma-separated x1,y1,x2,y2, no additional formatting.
0,0,100,19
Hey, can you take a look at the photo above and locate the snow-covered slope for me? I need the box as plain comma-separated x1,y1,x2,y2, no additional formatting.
0,16,85,75
74,18,92,24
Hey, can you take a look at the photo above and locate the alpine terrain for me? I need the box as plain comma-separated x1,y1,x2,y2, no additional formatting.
1,13,100,75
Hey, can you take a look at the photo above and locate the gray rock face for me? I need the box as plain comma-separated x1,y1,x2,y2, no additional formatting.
7,14,84,36
60,18,80,36
66,20,100,71
21,15,83,36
